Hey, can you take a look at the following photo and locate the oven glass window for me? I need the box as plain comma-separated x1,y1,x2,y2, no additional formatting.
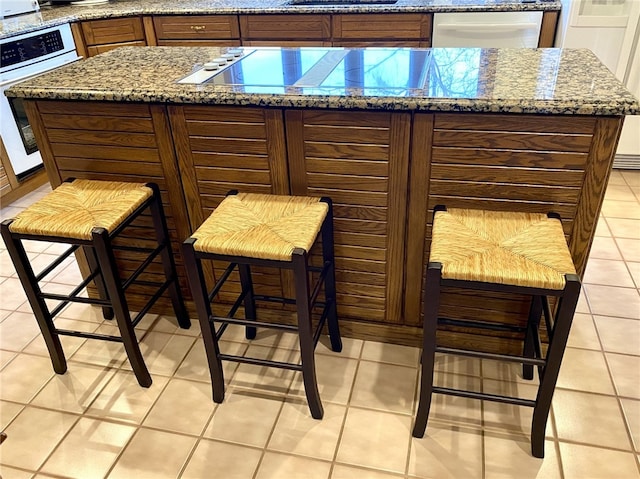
8,97,38,155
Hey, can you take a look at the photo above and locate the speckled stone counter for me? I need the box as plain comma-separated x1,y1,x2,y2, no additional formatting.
9,45,638,350
6,46,639,115
0,0,561,38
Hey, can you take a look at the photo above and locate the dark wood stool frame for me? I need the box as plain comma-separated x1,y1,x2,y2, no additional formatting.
412,206,581,458
0,180,190,388
182,191,342,419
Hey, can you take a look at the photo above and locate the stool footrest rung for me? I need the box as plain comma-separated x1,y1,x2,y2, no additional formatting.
131,279,172,327
219,353,303,371
254,294,296,305
432,386,537,407
121,243,164,290
35,244,79,282
438,317,528,334
47,269,104,318
211,316,299,332
436,346,546,367
56,329,123,343
208,262,236,302
42,292,111,306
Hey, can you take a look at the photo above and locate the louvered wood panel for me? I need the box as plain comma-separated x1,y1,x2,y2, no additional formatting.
405,113,599,348
24,100,191,314
286,109,410,324
169,105,290,305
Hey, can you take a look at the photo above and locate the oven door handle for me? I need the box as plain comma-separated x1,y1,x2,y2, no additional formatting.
0,56,81,88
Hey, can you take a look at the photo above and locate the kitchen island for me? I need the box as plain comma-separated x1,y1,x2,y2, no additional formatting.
6,45,638,352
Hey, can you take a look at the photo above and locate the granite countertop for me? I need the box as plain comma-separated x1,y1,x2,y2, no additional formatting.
1,0,561,38
6,46,639,115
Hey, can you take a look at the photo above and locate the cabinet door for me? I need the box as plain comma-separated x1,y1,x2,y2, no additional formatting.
332,13,431,45
153,15,240,43
87,40,146,57
81,17,145,46
286,109,410,324
239,14,330,41
169,105,290,303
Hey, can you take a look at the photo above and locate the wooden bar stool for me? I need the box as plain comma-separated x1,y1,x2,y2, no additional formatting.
182,191,342,419
412,206,581,458
1,179,190,387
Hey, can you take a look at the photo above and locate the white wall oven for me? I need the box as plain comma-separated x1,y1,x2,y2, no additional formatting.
1,22,80,178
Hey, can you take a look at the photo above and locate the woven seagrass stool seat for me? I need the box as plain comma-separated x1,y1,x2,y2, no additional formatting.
412,206,580,458
182,191,342,419
1,179,190,387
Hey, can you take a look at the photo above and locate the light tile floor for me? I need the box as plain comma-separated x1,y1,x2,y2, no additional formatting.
0,170,639,478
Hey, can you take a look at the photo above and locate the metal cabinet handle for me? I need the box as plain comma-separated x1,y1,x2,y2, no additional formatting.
190,25,207,31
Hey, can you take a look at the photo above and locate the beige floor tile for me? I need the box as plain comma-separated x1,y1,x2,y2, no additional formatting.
288,355,358,405
256,452,331,479
31,363,115,413
629,262,640,289
0,205,25,222
0,406,77,470
601,199,640,220
231,345,299,395
174,339,245,384
23,318,96,359
181,439,262,479
107,427,196,479
143,378,215,435
0,307,11,322
482,359,536,384
594,217,611,237
588,236,623,260
0,250,17,278
484,437,561,478
0,400,25,429
583,258,636,287
203,389,283,447
0,353,54,403
85,371,169,424
606,353,640,399
0,465,34,478
553,389,632,450
621,170,640,186
40,417,136,479
120,332,194,376
0,277,28,310
245,329,300,350
609,170,628,185
584,284,640,319
68,324,127,369
48,259,84,285
482,379,542,436
621,398,640,452
429,374,482,427
0,349,16,370
331,464,405,479
575,290,590,314
268,401,346,460
56,303,108,324
559,442,639,479
145,314,200,337
336,407,411,473
0,311,41,352
316,336,363,359
605,184,638,202
594,315,640,355
361,341,420,367
409,424,482,479
618,238,640,262
607,218,640,240
557,348,615,395
350,360,416,414
566,313,601,350
434,353,481,376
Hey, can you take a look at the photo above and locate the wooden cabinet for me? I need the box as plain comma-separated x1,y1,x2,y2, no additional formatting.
332,13,431,47
286,110,411,324
0,137,13,197
153,15,240,46
239,14,331,46
76,17,146,57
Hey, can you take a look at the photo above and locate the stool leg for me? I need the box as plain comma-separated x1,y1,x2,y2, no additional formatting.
320,198,341,352
238,264,257,340
182,238,225,403
82,246,114,320
293,248,323,419
531,275,581,458
1,221,67,374
92,227,152,388
523,295,543,380
413,262,442,438
147,184,190,330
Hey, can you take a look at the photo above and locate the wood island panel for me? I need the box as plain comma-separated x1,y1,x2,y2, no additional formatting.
153,15,240,46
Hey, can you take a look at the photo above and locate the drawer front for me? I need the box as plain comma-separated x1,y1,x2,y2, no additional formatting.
333,13,431,40
239,14,330,40
81,17,145,46
153,15,240,40
86,41,146,57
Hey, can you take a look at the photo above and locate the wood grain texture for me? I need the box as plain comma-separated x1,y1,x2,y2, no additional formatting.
153,15,240,40
81,17,145,46
239,14,331,40
332,13,431,40
539,11,560,48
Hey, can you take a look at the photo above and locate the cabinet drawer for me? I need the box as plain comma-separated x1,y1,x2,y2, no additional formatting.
86,41,146,57
153,15,240,40
239,14,330,40
333,13,431,40
81,17,145,46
